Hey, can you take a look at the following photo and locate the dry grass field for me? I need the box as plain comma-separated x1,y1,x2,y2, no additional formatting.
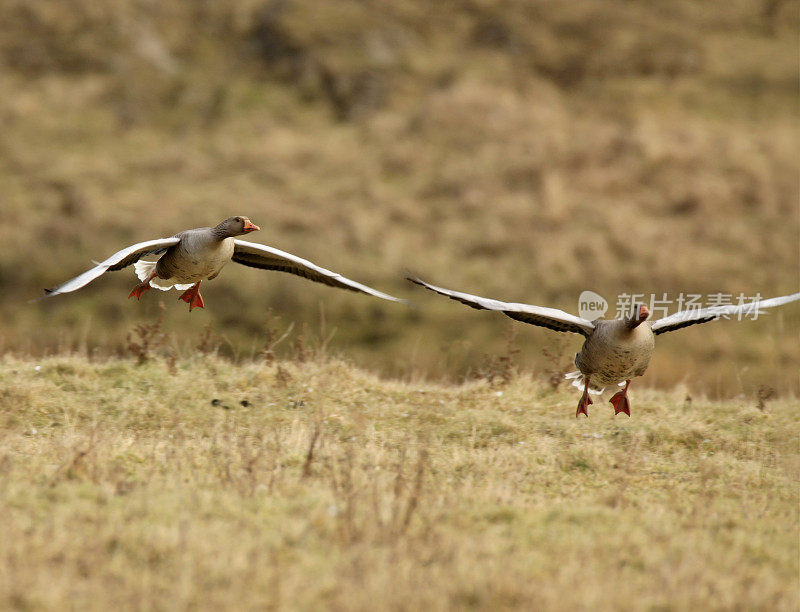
0,0,798,395
0,349,797,609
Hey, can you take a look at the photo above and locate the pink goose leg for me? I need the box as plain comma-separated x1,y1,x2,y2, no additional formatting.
128,270,156,300
609,380,631,416
178,281,205,311
576,379,593,418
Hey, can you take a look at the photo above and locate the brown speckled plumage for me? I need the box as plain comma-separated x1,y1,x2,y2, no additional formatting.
574,317,655,389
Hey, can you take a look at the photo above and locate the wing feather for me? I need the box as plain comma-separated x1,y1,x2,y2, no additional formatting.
650,292,800,335
232,240,404,303
407,277,594,336
38,237,180,299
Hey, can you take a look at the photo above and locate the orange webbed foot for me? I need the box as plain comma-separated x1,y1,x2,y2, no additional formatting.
128,284,151,300
609,381,632,416
609,392,630,416
576,379,594,418
576,392,592,418
178,284,204,311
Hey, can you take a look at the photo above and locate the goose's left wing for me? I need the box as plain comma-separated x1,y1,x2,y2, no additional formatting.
650,292,800,335
232,240,404,303
37,237,181,300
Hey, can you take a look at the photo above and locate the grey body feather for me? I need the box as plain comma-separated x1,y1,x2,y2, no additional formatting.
575,319,655,388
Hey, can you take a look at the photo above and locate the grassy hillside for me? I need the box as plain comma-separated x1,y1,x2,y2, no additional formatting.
0,352,797,609
0,0,798,395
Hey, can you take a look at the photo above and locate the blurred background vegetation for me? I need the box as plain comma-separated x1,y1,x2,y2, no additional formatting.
0,0,797,396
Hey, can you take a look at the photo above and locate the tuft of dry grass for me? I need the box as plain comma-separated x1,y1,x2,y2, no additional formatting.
0,352,797,609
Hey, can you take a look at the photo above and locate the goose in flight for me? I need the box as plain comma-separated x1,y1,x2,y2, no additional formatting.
40,216,403,310
408,277,800,418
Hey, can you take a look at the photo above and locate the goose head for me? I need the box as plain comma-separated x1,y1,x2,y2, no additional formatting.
625,303,650,329
215,216,260,238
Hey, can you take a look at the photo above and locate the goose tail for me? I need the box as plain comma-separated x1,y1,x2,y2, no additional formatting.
133,260,193,291
564,371,604,395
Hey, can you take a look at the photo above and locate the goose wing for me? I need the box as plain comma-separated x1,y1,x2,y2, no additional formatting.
650,292,800,335
39,237,180,299
232,240,404,303
408,277,595,336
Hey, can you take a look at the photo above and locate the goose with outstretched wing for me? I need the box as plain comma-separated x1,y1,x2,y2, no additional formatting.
408,277,799,417
40,216,403,310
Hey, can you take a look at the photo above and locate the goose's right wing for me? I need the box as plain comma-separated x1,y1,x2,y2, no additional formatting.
650,292,800,335
232,240,405,303
38,237,180,299
408,277,595,336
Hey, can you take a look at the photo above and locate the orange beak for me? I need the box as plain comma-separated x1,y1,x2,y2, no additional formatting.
639,305,650,320
242,220,260,233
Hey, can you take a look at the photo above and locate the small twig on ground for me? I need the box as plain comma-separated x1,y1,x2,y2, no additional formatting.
302,422,321,478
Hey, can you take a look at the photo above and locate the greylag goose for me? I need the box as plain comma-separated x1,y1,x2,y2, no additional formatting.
41,216,403,310
408,277,800,417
